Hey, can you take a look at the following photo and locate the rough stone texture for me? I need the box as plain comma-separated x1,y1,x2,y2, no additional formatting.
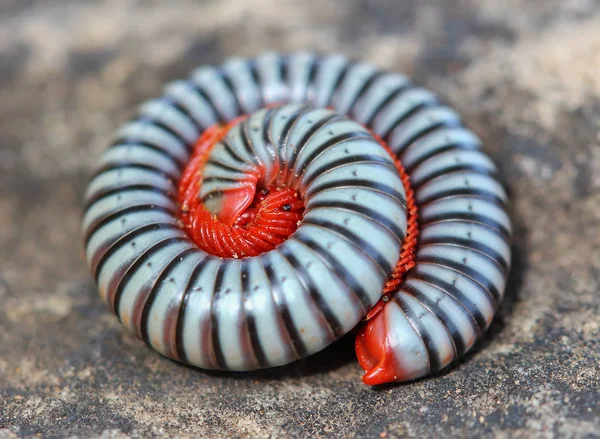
1,1,599,438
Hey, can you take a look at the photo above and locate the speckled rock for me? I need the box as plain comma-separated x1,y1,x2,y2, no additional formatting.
0,1,598,438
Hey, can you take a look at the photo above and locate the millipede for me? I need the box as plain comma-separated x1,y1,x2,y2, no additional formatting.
82,52,511,385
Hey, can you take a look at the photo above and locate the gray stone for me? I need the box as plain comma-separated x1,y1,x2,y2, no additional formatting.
0,1,598,438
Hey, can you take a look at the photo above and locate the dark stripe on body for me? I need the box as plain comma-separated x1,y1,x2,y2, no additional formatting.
360,83,413,127
400,284,466,356
137,116,191,149
111,236,188,316
211,261,230,369
419,238,509,273
84,203,176,247
301,218,393,275
420,212,511,239
108,139,186,167
409,270,490,331
306,200,405,242
92,222,181,280
174,256,212,363
416,255,500,302
393,294,440,373
262,254,306,359
278,246,343,339
412,164,498,190
293,232,374,313
306,178,406,207
302,154,395,188
240,259,269,368
139,247,199,343
294,131,373,175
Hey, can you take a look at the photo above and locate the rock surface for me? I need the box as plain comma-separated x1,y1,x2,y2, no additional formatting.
0,1,598,438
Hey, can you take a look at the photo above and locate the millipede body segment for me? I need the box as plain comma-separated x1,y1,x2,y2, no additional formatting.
82,52,511,385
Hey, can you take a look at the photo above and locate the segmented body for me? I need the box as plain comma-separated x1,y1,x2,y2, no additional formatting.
82,52,511,384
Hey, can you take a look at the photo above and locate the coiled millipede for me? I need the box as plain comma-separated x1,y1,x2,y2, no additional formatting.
82,52,511,385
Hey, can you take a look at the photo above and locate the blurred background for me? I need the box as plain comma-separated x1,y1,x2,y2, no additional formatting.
1,1,598,438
